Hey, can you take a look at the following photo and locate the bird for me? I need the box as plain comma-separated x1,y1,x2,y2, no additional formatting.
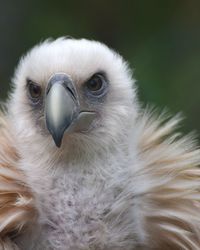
0,37,200,250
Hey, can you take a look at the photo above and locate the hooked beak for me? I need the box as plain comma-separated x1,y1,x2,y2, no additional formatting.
45,73,96,147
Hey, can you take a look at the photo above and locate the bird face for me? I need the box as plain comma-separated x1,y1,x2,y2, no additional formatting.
9,38,137,152
29,71,108,147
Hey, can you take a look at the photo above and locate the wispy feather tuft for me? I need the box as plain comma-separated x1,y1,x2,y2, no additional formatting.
0,111,36,249
136,109,200,249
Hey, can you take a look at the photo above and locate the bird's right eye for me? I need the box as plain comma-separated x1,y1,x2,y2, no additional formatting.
27,79,42,103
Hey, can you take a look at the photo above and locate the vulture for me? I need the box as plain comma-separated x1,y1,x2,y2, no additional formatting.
0,38,200,250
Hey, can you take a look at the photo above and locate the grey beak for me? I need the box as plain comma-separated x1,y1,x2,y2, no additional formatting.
45,74,79,147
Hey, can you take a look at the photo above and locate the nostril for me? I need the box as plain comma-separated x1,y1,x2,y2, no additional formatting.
66,87,76,101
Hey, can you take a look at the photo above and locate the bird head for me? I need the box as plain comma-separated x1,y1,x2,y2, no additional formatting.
9,38,137,157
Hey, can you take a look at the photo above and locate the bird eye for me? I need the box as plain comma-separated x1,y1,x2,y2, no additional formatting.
27,79,42,102
85,73,107,96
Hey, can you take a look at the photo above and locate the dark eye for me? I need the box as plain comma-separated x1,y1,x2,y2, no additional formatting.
85,73,107,96
27,79,42,102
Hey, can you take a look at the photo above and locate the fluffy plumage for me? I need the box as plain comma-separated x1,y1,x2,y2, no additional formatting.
0,112,36,249
0,38,200,249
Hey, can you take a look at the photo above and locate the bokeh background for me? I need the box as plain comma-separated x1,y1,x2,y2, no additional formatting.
0,0,200,134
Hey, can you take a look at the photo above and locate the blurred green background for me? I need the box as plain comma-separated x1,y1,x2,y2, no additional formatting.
0,0,200,134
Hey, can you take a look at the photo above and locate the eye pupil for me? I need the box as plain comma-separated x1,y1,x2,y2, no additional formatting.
31,85,39,96
27,80,42,100
30,84,41,98
86,75,103,92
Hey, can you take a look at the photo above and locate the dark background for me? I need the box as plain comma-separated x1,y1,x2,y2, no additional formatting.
0,0,200,134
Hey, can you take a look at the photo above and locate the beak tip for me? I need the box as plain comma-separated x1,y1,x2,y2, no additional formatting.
47,124,63,148
55,142,62,148
52,133,63,148
54,139,61,148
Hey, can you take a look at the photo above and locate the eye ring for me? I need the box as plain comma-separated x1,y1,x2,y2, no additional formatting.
85,73,107,97
27,79,42,103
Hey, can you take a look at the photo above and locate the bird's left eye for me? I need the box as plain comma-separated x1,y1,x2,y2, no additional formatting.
85,73,107,97
27,79,42,102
